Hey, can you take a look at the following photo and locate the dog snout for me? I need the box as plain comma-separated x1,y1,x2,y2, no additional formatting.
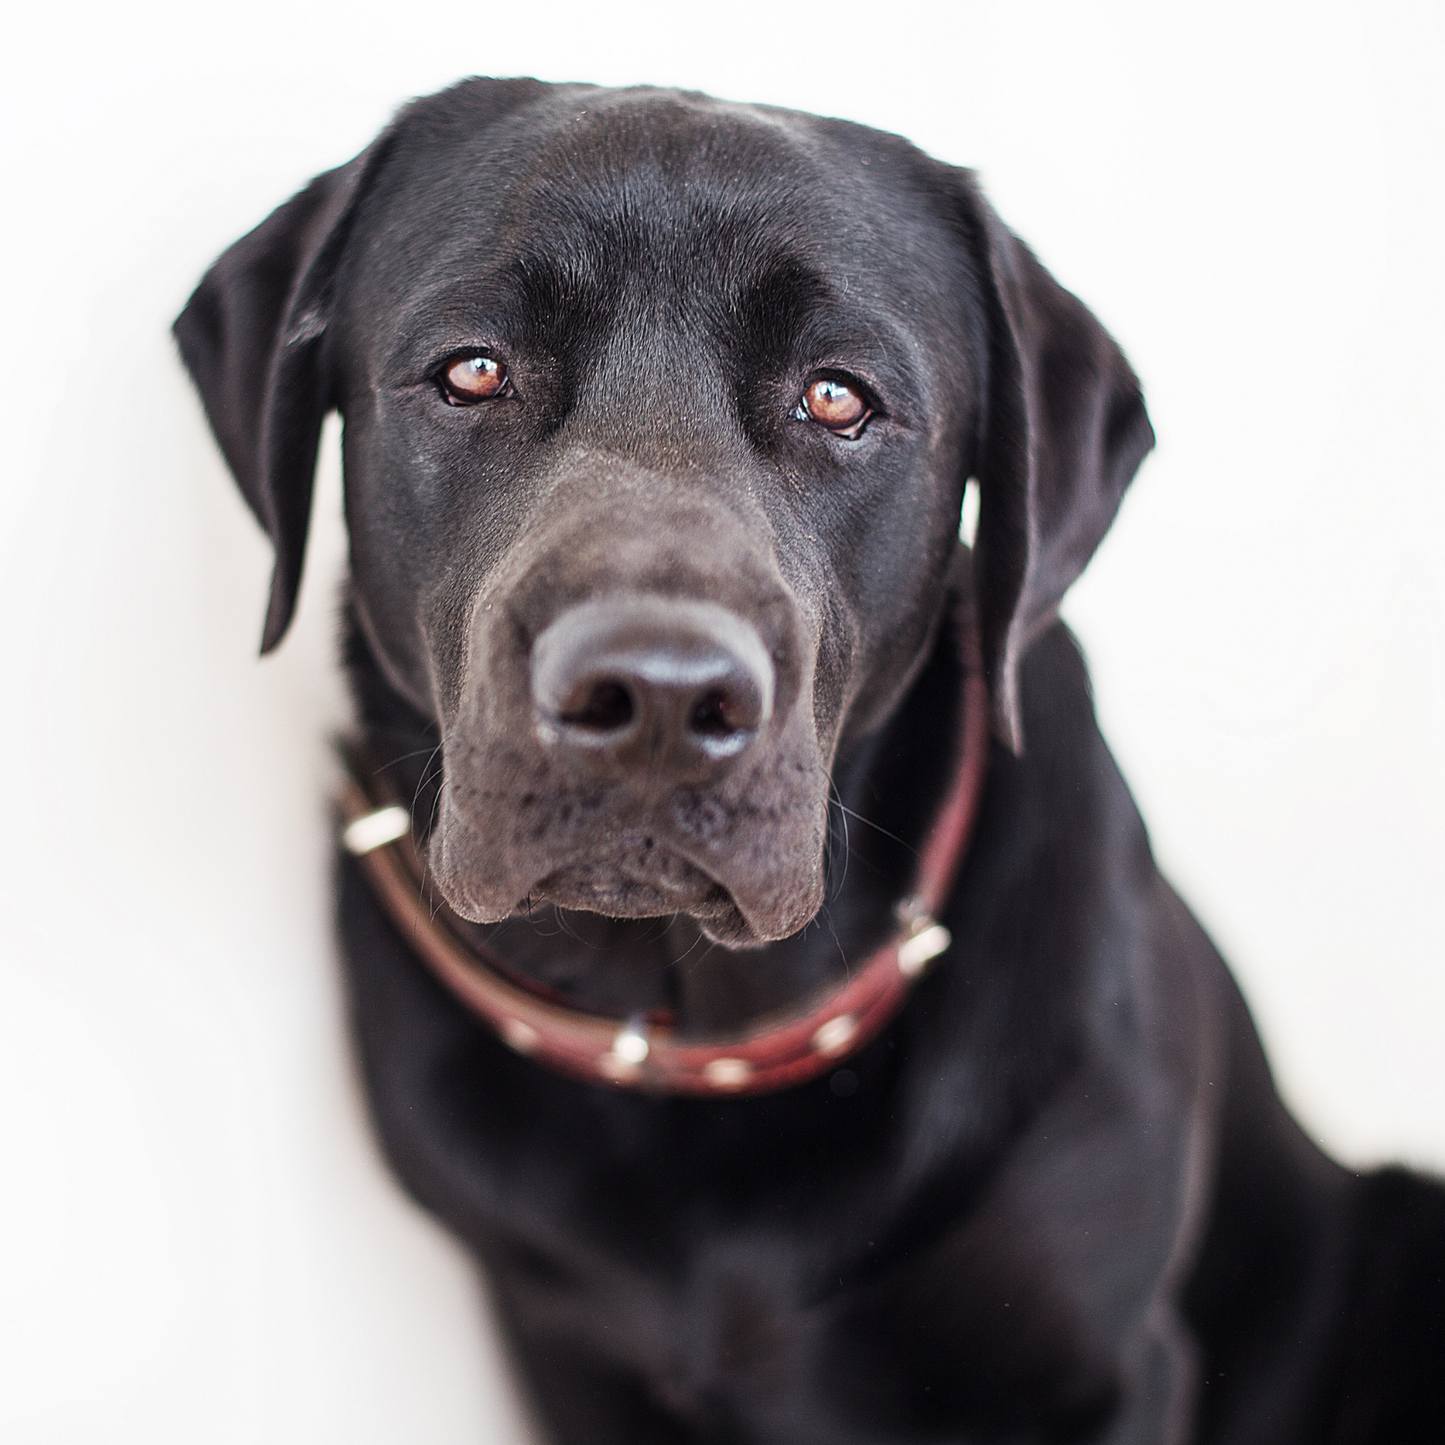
531,597,775,781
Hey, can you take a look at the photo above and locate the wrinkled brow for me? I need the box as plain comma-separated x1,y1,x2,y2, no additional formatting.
722,256,834,364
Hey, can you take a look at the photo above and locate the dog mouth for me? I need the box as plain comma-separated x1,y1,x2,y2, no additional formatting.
478,840,757,947
531,851,746,934
429,775,823,949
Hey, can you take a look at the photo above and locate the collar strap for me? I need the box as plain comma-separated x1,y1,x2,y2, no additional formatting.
338,604,989,1097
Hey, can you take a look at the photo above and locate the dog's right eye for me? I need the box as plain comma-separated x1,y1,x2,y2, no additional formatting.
438,353,510,405
794,373,876,440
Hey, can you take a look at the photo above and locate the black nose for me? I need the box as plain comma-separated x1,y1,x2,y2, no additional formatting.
531,597,775,780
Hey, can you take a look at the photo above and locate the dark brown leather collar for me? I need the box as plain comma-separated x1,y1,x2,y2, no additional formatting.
338,605,989,1096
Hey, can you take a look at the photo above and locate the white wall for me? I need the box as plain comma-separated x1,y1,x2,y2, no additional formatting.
1,3,1440,1440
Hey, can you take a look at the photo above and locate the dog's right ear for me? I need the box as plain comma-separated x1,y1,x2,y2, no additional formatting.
174,143,386,652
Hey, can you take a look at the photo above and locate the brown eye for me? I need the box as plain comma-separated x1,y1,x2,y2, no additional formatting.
798,376,872,438
440,353,509,404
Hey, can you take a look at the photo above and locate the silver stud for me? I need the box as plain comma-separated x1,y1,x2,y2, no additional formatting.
341,805,411,855
598,1023,650,1081
611,1024,650,1066
898,922,951,977
703,1057,753,1089
499,1018,540,1055
811,1014,859,1057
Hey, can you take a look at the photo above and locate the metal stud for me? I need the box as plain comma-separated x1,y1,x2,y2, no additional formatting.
612,1024,650,1065
897,921,951,977
341,805,411,855
598,1022,649,1081
703,1057,753,1089
811,1014,859,1057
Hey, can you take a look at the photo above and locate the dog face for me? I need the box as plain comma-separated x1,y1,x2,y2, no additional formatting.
177,79,1152,947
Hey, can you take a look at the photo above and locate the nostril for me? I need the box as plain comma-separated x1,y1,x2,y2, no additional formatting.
561,680,635,733
690,689,743,738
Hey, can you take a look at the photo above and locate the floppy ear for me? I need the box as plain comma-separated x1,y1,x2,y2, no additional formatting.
951,172,1155,751
174,145,385,652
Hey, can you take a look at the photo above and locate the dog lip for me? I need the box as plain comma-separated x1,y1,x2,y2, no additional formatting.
433,837,779,947
523,845,820,948
429,809,739,923
533,860,735,918
528,860,774,949
430,758,829,945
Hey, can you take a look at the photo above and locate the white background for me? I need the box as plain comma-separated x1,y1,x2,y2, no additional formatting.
1,3,1440,1440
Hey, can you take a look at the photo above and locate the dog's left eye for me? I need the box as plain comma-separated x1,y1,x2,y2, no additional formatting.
437,353,511,404
794,375,874,440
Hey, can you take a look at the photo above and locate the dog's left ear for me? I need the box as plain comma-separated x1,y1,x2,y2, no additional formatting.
947,171,1155,751
174,142,387,652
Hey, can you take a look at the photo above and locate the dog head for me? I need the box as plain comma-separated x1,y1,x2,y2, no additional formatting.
177,79,1151,948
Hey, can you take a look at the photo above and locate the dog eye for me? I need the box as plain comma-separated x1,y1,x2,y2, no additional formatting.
438,353,510,404
795,375,873,439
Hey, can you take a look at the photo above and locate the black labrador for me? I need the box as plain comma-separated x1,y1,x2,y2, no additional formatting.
176,79,1444,1444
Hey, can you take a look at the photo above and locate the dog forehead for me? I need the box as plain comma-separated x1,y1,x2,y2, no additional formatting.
347,83,961,319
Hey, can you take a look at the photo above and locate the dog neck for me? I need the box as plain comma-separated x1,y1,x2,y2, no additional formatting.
341,570,982,1038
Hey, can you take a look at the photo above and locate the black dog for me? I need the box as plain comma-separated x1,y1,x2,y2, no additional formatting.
177,79,1444,1443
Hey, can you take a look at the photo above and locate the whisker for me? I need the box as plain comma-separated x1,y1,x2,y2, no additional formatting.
408,745,445,907
552,906,611,951
809,757,916,854
373,743,445,775
819,901,851,979
678,939,719,978
411,745,444,823
832,799,915,853
828,784,851,899
669,925,711,967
